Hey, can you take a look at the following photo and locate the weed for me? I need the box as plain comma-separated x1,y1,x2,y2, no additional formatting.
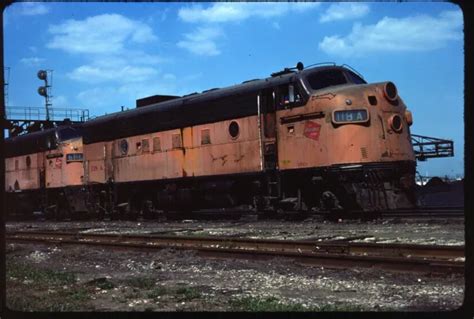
68,287,91,302
6,260,93,311
7,287,91,311
125,277,155,289
176,287,201,301
91,278,115,290
147,287,168,299
229,296,311,311
123,290,141,299
188,231,211,237
7,261,76,286
229,296,369,312
317,303,366,311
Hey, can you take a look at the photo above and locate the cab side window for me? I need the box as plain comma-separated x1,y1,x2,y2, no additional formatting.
277,83,303,109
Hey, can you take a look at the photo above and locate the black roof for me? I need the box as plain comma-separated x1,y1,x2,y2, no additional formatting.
5,128,57,158
81,65,353,144
4,65,362,152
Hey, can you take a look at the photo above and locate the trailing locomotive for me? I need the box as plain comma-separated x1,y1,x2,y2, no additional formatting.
5,62,417,219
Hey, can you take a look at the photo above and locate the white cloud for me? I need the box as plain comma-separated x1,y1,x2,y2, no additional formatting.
177,27,223,56
177,3,320,57
20,57,46,67
178,2,320,23
68,63,158,84
46,14,166,85
47,14,157,54
52,95,69,108
77,87,119,108
318,10,463,57
76,82,179,110
17,2,49,16
319,3,369,23
163,73,176,81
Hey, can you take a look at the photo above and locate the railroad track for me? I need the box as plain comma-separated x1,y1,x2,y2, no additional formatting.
6,231,464,275
7,207,464,222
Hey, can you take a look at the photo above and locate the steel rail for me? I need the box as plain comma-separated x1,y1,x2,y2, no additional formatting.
6,231,464,274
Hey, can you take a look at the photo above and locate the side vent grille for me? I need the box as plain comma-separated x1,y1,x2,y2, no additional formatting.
361,147,368,159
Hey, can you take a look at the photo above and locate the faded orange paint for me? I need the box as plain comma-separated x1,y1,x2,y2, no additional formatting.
84,142,107,183
277,82,415,170
5,153,41,191
83,116,262,185
61,138,84,186
81,82,414,186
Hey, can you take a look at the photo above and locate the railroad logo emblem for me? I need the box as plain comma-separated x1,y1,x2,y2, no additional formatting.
303,121,321,141
55,158,62,168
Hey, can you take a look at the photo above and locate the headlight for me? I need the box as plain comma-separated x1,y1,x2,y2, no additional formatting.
389,114,403,132
383,82,398,102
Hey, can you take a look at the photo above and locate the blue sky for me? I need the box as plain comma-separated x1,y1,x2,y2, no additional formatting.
3,2,464,178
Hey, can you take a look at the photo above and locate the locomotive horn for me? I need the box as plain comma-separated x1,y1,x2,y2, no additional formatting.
296,62,304,71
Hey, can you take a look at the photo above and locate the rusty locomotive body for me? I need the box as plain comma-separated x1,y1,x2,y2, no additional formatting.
5,63,417,219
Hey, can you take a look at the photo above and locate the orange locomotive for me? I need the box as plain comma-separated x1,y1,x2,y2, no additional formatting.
5,63,417,219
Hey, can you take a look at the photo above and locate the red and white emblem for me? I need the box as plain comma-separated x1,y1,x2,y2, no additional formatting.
303,121,321,141
55,158,62,168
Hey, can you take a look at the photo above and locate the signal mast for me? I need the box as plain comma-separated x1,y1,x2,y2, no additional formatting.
37,69,53,121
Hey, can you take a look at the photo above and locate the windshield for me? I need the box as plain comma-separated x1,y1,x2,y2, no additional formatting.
346,70,366,84
56,126,82,141
306,69,347,91
305,68,367,91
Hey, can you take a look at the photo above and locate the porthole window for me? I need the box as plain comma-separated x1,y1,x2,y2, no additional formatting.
229,121,240,139
26,156,31,168
120,139,129,155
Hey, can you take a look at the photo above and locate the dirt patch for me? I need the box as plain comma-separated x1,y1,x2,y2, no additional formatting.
6,240,464,312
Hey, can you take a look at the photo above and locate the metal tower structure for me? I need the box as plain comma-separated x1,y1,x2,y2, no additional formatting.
4,69,89,137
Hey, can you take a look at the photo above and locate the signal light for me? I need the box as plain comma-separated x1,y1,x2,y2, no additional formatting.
383,82,398,102
37,70,47,80
38,86,47,97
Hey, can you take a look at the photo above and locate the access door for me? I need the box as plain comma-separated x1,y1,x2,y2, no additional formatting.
259,89,278,170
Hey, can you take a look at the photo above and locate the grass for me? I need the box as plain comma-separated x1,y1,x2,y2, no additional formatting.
229,296,367,312
147,286,169,299
125,276,155,290
6,260,93,311
176,287,201,301
7,261,76,286
87,277,115,290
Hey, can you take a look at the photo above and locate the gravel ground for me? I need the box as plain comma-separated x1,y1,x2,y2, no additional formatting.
5,218,465,312
7,216,465,245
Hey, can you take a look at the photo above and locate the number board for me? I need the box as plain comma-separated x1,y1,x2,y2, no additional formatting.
66,153,84,162
332,109,369,124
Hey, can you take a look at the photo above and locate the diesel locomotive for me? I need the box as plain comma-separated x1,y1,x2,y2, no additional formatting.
5,62,417,219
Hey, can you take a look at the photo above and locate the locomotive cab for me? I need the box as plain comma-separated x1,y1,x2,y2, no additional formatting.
274,65,417,211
